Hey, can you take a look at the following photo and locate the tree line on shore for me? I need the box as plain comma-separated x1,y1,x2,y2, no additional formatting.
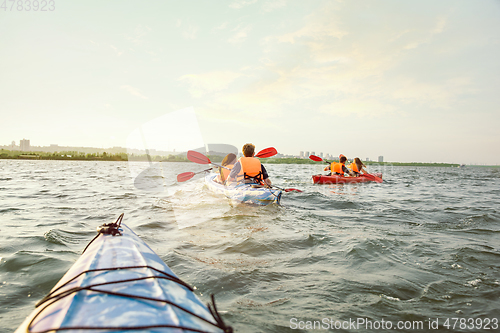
0,149,228,163
0,149,128,161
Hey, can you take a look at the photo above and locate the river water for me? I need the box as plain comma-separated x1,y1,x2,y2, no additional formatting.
0,160,499,332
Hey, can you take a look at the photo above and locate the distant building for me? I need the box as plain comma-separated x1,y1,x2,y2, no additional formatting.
320,152,323,158
378,156,384,162
366,158,369,162
311,151,315,156
20,139,30,151
305,151,310,158
300,151,304,158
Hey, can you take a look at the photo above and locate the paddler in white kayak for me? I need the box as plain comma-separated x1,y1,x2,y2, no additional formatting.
215,153,237,184
226,143,272,187
349,157,369,176
323,154,356,177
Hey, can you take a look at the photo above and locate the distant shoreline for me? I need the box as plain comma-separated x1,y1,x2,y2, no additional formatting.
1,149,497,167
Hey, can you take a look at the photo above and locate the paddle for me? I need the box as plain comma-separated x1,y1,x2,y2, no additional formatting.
309,155,330,164
187,147,277,166
361,173,383,183
186,150,230,170
177,168,213,182
269,184,303,193
255,147,278,158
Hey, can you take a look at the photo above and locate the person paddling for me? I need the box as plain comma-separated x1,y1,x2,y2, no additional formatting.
215,153,237,184
227,143,272,187
349,157,368,176
324,154,355,177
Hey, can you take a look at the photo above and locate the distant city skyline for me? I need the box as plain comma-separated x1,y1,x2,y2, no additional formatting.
1,1,499,165
2,138,347,158
0,138,464,165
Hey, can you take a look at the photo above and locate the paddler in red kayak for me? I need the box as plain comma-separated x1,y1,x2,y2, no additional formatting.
324,154,355,177
226,143,272,186
215,153,237,184
349,157,368,176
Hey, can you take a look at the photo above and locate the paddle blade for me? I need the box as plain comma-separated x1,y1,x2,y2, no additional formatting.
284,188,303,193
309,155,323,162
177,172,196,182
256,147,278,158
363,174,383,183
187,150,211,164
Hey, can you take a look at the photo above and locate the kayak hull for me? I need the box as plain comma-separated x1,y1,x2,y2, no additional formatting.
205,173,281,205
312,173,383,184
15,220,224,333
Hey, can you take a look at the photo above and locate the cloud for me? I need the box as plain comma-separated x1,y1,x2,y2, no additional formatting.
262,0,287,12
228,24,252,43
126,24,153,44
319,99,397,118
267,3,347,44
178,71,244,98
183,25,199,40
252,1,473,116
184,1,489,131
213,22,229,31
110,45,123,56
229,0,258,9
121,85,148,99
229,0,285,13
175,19,199,40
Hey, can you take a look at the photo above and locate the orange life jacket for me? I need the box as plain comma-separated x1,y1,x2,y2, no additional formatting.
236,157,263,183
331,162,345,175
217,163,234,183
349,162,359,173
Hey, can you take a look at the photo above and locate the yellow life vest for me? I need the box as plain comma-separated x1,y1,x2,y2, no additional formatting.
237,157,263,183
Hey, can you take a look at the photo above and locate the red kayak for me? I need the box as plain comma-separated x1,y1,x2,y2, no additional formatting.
312,173,383,184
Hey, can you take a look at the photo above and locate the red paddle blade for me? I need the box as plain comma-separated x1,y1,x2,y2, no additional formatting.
285,188,302,192
177,172,195,182
363,174,383,183
187,150,211,164
256,147,277,158
309,155,323,162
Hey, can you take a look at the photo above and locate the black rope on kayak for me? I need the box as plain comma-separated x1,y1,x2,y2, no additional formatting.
269,187,281,199
208,294,233,333
28,213,233,333
28,324,221,333
35,265,194,307
28,284,231,333
82,213,124,254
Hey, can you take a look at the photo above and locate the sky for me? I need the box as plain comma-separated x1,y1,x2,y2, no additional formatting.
1,0,499,164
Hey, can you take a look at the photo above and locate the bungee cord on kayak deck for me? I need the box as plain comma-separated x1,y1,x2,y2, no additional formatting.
25,214,233,333
28,282,232,333
81,213,125,253
35,265,195,306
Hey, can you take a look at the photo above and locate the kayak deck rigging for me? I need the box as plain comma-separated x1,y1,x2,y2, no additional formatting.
17,214,232,333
